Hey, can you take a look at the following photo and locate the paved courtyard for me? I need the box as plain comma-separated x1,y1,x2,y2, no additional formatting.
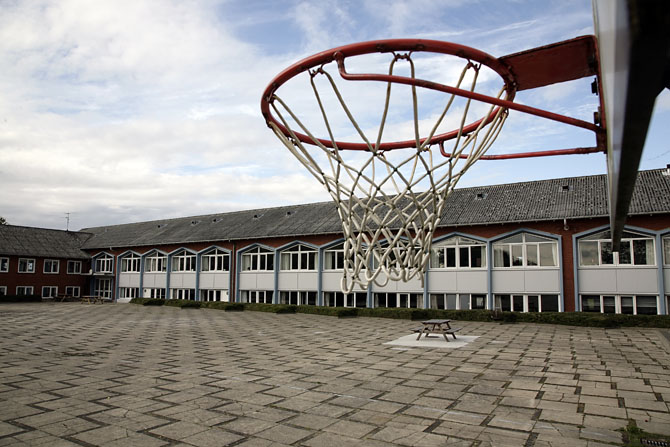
1,303,669,446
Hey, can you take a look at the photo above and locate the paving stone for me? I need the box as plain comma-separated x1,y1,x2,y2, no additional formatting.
255,423,312,444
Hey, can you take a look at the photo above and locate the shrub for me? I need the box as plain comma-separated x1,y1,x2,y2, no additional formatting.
336,308,359,318
143,298,166,306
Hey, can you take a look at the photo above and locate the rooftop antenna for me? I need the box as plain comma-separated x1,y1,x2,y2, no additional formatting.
64,212,71,231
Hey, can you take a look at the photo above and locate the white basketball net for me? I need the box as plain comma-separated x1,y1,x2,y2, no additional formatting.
267,53,509,294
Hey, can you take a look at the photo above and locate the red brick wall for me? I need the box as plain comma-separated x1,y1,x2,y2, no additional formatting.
0,256,91,297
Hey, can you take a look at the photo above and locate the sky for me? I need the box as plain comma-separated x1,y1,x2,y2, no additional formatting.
0,0,668,231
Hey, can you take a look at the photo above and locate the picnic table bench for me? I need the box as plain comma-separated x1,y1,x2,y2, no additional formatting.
413,319,461,342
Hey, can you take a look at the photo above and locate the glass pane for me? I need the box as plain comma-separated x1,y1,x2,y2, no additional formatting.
527,295,539,312
446,247,456,268
512,245,523,266
540,243,557,266
459,294,470,310
513,295,524,312
446,294,457,309
664,238,670,266
619,241,632,264
472,295,486,310
525,233,550,243
471,246,484,267
600,242,613,265
499,233,523,244
266,254,274,270
541,295,559,312
581,295,601,312
242,255,251,270
494,246,510,267
603,296,616,313
430,248,441,268
459,247,470,267
633,239,654,265
496,295,511,312
430,294,444,309
526,244,538,266
636,296,657,315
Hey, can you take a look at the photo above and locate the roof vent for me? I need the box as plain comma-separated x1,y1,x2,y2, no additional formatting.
286,211,293,216
157,223,167,229
475,192,488,200
663,164,670,176
253,214,260,219
190,220,199,226
560,184,572,192
212,217,222,223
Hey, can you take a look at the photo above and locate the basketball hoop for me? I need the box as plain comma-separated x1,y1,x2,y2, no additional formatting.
261,38,604,294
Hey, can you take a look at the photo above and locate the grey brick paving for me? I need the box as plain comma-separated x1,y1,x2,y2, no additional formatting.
1,303,669,446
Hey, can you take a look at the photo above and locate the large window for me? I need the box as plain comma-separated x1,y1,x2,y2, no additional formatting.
430,236,486,269
119,287,139,299
430,293,487,310
67,260,82,274
240,290,273,304
121,254,141,273
280,245,317,271
581,295,658,315
324,244,345,270
171,250,196,272
16,286,33,295
493,233,558,268
375,292,423,309
201,289,228,302
171,288,195,300
280,290,317,305
323,291,367,307
579,230,655,266
42,286,58,298
18,258,35,273
95,255,114,273
65,286,80,297
494,294,559,312
1,257,8,272
0,286,6,296
145,253,167,272
202,249,230,272
43,260,59,274
241,247,274,271
145,288,166,299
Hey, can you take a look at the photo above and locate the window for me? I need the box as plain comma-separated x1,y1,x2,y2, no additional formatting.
279,291,317,305
145,254,167,272
202,249,230,272
323,291,367,307
171,288,195,300
240,290,273,304
18,258,35,273
374,292,423,308
44,259,59,274
96,278,112,298
493,233,558,268
16,286,34,295
171,250,196,272
663,236,670,266
120,254,141,273
324,244,346,270
0,257,8,272
579,230,655,266
119,287,139,298
580,294,658,315
42,286,58,298
241,247,274,271
201,289,228,302
67,260,82,274
65,286,80,297
494,294,559,312
280,245,317,271
430,236,486,269
0,286,6,296
429,293,487,310
144,288,166,299
95,255,113,273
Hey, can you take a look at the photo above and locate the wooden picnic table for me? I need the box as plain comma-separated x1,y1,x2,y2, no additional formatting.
80,295,108,304
414,319,461,342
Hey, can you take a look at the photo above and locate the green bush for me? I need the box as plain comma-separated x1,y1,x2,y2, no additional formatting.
337,308,359,318
274,304,297,314
0,294,42,303
129,297,166,306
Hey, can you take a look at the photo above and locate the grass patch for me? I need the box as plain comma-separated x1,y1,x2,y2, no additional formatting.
620,419,670,446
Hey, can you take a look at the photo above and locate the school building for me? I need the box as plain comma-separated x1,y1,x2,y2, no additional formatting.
2,168,670,315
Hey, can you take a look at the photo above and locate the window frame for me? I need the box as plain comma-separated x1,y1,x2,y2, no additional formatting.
578,230,656,267
324,244,346,271
16,286,34,295
120,254,141,273
663,235,670,266
171,250,196,273
67,260,82,274
493,233,558,269
0,257,8,273
580,294,658,315
65,286,80,297
430,236,487,269
280,244,317,271
43,259,60,274
201,248,230,272
144,253,167,273
0,286,6,296
94,255,114,273
42,286,58,298
18,258,35,273
241,247,274,272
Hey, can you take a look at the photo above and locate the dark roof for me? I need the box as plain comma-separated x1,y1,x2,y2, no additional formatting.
79,168,670,249
0,225,92,259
